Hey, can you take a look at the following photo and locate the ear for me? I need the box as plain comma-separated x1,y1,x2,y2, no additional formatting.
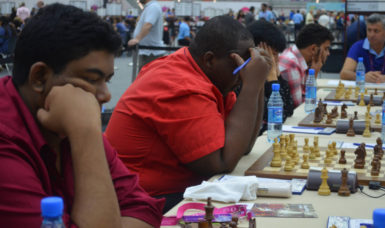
202,51,215,71
309,44,318,55
28,62,52,94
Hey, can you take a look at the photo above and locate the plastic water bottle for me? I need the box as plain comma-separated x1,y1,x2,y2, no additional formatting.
356,57,365,93
373,208,385,228
267,83,283,143
382,100,385,142
304,69,317,113
41,197,65,228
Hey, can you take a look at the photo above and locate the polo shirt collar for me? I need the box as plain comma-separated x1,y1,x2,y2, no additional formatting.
363,38,385,58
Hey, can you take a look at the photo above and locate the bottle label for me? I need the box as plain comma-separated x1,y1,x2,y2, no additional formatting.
305,86,317,99
268,107,283,123
356,71,365,81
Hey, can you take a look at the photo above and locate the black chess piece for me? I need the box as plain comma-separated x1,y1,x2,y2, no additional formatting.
354,111,358,120
339,150,347,164
313,107,323,123
346,118,355,137
341,104,347,119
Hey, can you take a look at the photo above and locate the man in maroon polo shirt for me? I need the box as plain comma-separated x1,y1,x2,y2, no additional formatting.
0,3,163,228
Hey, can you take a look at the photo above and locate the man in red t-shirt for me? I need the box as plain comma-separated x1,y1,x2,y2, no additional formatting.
105,16,272,212
0,4,163,228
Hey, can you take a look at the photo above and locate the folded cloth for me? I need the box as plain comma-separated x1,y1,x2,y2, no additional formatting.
183,176,258,203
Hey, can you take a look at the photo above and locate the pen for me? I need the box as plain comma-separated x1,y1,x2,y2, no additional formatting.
233,57,251,75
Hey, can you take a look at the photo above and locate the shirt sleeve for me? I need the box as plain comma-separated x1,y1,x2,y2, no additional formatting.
144,5,161,26
347,41,361,62
0,137,76,228
103,137,164,227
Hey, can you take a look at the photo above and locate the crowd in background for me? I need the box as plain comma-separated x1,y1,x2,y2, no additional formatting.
0,1,372,58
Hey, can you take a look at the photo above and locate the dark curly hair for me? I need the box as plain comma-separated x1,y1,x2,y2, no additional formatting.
247,20,286,53
296,23,334,49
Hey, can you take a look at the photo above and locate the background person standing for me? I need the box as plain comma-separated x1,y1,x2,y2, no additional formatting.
128,0,165,71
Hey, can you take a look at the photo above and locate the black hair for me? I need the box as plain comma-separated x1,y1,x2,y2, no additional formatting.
295,23,334,49
183,16,191,22
189,16,252,58
12,3,121,86
247,20,286,52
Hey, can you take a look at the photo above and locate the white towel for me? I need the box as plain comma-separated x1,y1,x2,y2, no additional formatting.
183,176,258,203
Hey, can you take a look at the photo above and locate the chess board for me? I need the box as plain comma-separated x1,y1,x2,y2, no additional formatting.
244,144,385,185
298,112,382,132
324,90,383,106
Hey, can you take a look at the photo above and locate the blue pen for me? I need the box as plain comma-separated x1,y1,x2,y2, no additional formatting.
233,57,251,75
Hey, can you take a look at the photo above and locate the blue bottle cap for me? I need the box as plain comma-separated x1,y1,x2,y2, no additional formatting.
272,83,280,91
358,57,364,62
41,197,64,218
373,208,385,228
308,69,315,75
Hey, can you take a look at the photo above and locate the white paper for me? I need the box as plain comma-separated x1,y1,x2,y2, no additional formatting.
327,80,356,87
282,125,323,134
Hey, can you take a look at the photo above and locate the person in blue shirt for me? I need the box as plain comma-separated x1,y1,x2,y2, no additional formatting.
292,10,304,35
177,16,192,46
340,14,385,83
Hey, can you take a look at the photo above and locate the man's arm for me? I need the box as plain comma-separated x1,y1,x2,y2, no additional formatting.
127,23,153,46
340,57,357,80
37,85,121,228
340,57,382,82
186,48,271,176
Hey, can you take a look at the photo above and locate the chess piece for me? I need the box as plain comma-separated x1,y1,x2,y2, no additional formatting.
325,113,333,124
359,93,365,106
338,168,351,196
279,136,287,158
339,149,347,164
355,86,359,98
367,104,371,113
375,113,381,124
371,156,381,176
330,107,338,118
344,90,350,99
205,197,214,223
365,112,371,122
340,104,347,119
249,218,256,228
303,138,310,153
332,141,338,155
284,155,294,171
369,94,374,106
314,137,320,157
363,120,371,137
318,167,331,196
313,107,323,123
324,150,332,165
354,111,358,120
309,146,316,160
323,103,328,115
374,137,384,160
301,154,310,169
375,88,378,95
354,143,366,169
346,118,355,137
364,88,368,95
270,138,282,167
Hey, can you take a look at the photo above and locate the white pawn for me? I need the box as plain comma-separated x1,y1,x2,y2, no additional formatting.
301,154,310,169
270,138,282,167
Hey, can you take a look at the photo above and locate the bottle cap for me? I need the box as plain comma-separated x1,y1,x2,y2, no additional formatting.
358,57,364,62
272,83,280,91
308,69,315,75
373,208,385,228
41,197,64,218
